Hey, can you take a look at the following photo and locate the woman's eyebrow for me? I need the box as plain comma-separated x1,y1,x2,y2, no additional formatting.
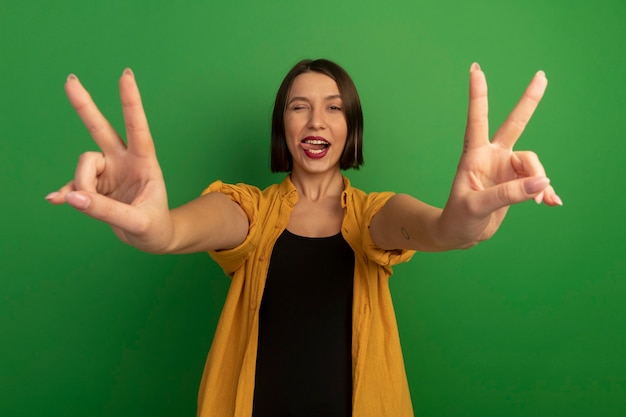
287,94,342,104
287,96,308,104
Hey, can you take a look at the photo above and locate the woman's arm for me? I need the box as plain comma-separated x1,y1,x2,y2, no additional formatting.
370,63,562,252
46,69,248,254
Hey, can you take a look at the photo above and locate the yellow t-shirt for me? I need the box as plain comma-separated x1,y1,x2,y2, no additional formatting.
197,175,415,417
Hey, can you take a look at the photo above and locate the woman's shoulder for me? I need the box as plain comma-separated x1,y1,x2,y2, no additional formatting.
343,177,395,206
202,176,298,208
202,179,261,198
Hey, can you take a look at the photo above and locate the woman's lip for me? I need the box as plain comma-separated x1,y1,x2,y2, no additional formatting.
300,136,330,159
302,146,330,159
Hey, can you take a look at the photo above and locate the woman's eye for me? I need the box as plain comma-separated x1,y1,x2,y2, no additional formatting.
329,105,342,111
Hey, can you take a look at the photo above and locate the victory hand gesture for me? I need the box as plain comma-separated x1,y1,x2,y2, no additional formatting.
440,63,562,247
46,69,174,252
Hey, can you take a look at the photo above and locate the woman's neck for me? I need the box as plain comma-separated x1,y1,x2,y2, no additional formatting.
289,168,344,202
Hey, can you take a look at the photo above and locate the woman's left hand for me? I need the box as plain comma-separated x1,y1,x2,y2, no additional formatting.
439,63,562,248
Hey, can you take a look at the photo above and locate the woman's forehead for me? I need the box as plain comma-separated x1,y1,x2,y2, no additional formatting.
288,72,340,98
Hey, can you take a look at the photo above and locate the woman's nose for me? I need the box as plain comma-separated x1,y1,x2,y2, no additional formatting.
308,107,326,129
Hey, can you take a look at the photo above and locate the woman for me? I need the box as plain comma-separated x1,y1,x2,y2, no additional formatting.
46,59,561,416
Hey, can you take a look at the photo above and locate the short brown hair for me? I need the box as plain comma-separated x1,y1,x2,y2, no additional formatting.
270,59,364,172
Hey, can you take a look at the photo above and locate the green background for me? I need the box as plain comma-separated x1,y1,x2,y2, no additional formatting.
1,0,625,416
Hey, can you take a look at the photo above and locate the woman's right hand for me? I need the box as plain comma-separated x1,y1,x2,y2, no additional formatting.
46,69,175,253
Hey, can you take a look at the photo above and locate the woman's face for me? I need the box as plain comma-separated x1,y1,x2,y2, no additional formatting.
284,72,348,175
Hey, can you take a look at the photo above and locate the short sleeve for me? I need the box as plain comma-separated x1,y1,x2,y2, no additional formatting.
201,180,261,276
360,192,416,267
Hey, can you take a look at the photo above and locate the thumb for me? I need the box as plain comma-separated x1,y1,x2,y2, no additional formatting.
476,176,550,213
65,191,93,210
65,191,145,233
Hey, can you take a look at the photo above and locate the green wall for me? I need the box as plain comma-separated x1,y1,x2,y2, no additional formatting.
1,0,625,416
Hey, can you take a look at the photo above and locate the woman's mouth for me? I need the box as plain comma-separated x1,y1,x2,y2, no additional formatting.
300,136,330,159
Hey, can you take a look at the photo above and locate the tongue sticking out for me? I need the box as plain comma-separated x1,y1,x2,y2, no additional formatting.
301,138,330,152
302,142,328,151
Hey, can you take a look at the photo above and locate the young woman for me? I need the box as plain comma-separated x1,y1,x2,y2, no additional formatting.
46,59,561,417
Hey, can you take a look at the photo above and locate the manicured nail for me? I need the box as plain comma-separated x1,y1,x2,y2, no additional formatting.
45,192,60,201
67,73,77,82
553,194,563,206
123,68,134,77
534,191,544,205
470,62,481,72
524,177,550,194
66,192,91,210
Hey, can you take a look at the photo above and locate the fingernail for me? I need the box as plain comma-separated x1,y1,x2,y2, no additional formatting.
470,62,481,72
123,68,134,77
67,73,77,82
66,192,91,210
45,192,60,201
524,177,550,194
534,191,544,205
554,194,563,206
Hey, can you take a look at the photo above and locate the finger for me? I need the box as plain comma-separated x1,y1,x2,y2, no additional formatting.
492,71,548,149
511,151,547,178
64,191,149,234
73,152,106,193
542,185,564,207
464,63,489,152
65,74,127,154
511,151,548,203
45,151,106,204
119,69,156,158
511,151,563,206
45,181,77,205
472,176,551,214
